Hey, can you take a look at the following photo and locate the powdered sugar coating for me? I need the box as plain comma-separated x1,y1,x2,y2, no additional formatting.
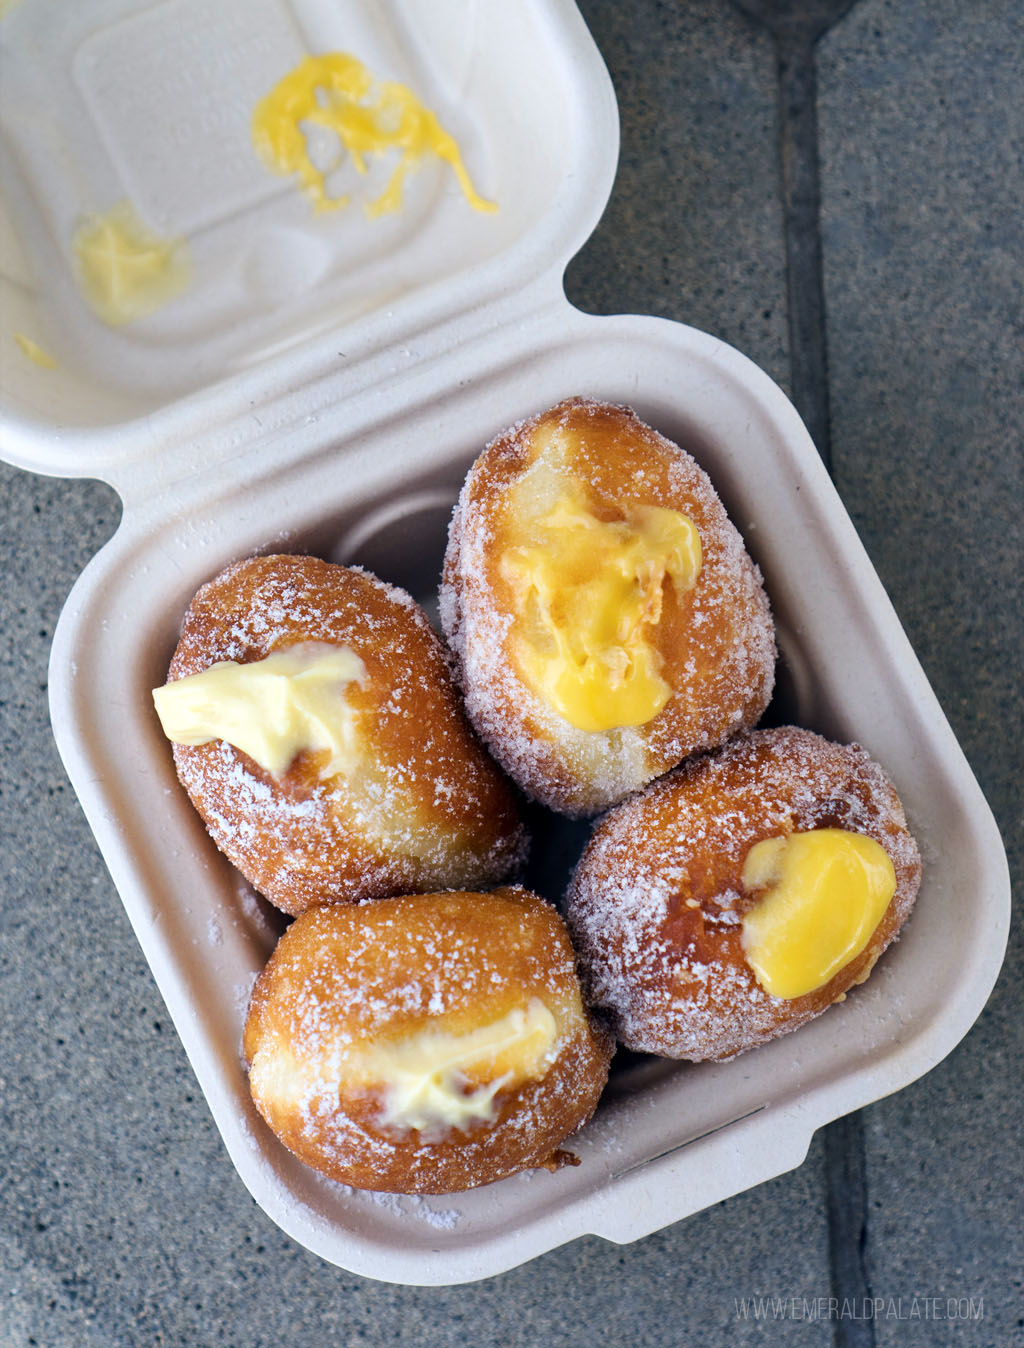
440,398,776,816
167,554,527,915
243,888,614,1193
565,727,922,1060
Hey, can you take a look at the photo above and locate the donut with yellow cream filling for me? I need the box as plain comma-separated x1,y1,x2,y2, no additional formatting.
440,398,776,816
565,726,921,1060
243,888,614,1192
157,554,527,915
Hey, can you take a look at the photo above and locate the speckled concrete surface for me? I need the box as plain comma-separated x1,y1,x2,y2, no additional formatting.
1,1,1020,1345
818,3,1023,1344
564,0,790,387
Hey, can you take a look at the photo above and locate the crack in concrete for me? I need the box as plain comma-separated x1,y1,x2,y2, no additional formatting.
730,0,860,472
728,4,875,1345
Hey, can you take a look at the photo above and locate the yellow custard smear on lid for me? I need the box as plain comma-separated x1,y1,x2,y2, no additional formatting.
740,828,897,999
13,334,58,369
71,201,191,326
252,51,496,218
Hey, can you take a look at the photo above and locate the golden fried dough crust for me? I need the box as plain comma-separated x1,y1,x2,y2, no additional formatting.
167,554,527,914
565,727,921,1060
244,888,615,1193
440,398,776,816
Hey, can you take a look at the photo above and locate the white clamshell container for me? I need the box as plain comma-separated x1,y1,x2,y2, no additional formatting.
0,0,1009,1285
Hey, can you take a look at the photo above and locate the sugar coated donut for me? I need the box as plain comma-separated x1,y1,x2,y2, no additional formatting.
440,398,776,816
243,887,615,1193
565,726,921,1060
154,554,527,915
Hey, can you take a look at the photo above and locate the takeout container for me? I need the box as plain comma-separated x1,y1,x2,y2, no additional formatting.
0,0,1009,1285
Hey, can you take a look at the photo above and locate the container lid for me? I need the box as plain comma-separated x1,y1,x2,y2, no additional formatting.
0,0,618,485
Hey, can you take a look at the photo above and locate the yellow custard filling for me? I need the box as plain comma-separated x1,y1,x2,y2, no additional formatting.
152,643,365,779
360,998,559,1135
72,201,191,326
249,998,560,1137
252,51,496,218
740,828,897,999
500,487,702,732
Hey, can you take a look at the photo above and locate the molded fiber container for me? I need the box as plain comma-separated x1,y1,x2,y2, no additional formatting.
0,0,1009,1283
